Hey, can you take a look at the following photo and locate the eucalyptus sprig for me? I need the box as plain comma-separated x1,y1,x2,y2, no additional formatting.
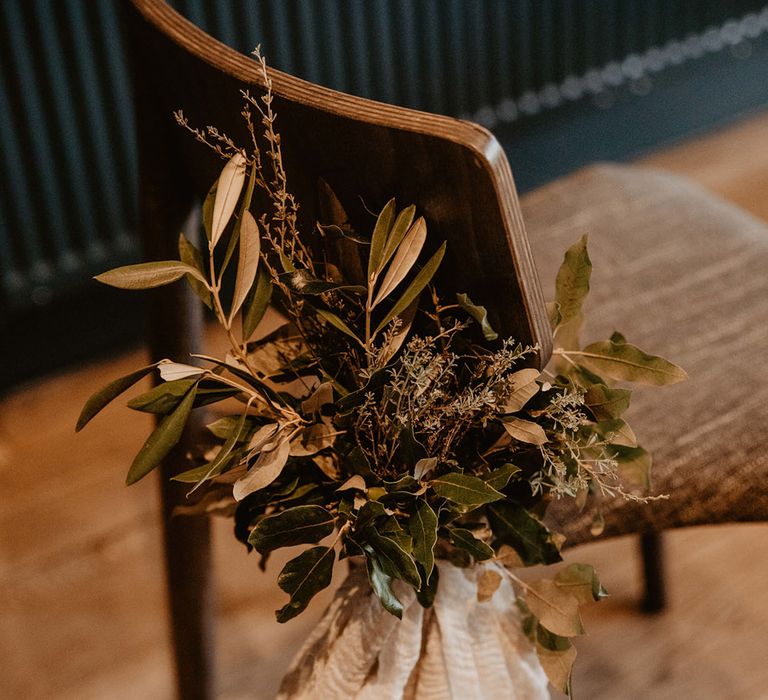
77,52,685,697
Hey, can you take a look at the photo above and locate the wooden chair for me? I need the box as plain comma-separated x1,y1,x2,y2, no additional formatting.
125,1,768,697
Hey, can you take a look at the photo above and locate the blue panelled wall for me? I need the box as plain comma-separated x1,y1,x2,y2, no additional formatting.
2,0,768,390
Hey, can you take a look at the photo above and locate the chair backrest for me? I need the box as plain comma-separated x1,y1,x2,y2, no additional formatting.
125,0,552,366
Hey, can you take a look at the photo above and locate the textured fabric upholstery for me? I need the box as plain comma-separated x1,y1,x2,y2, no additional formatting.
521,164,768,546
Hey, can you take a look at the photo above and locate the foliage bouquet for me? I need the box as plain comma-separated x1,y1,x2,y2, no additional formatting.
78,55,685,698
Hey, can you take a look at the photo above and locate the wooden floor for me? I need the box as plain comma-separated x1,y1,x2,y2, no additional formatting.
3,111,768,700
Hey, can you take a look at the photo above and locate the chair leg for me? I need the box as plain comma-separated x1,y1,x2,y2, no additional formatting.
640,532,666,613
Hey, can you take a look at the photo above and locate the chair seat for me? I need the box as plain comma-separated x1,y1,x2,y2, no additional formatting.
521,164,768,545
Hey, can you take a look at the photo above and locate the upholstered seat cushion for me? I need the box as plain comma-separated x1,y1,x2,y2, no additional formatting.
521,164,768,545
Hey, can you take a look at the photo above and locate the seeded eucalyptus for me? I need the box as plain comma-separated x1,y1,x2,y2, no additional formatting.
77,52,685,696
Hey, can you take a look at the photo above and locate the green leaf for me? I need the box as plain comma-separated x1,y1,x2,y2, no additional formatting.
526,577,584,637
456,292,498,341
278,269,366,296
571,340,688,386
372,217,427,307
249,505,336,554
613,445,652,490
242,269,273,341
367,527,421,590
206,415,259,441
179,410,249,493
315,308,362,344
447,527,494,561
595,418,637,447
228,210,261,322
554,563,607,604
481,463,521,490
211,152,247,246
202,179,217,241
408,501,438,579
126,377,199,414
276,546,335,623
355,500,388,529
415,562,439,608
431,472,505,507
584,383,631,420
364,545,403,618
487,503,563,566
178,233,212,308
126,382,198,485
368,198,396,280
379,204,416,271
95,261,207,290
554,234,591,327
375,241,446,334
76,363,156,431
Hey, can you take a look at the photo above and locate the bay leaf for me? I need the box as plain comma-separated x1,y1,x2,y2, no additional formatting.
276,546,335,623
248,504,336,553
526,578,584,637
431,472,505,507
487,502,562,566
573,340,688,386
408,501,437,579
502,416,548,445
95,261,206,290
447,527,494,561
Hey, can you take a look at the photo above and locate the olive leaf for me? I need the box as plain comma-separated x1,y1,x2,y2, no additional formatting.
372,217,427,307
568,340,687,385
158,362,206,382
367,198,396,280
76,363,157,431
502,416,548,445
447,527,494,561
487,503,563,566
525,577,584,637
379,205,416,271
276,546,336,623
202,179,217,241
178,233,212,308
232,436,291,500
456,292,498,341
211,151,247,246
184,410,249,494
242,269,272,341
222,161,258,274
95,261,208,290
431,472,505,507
248,505,336,553
375,241,446,334
126,381,199,485
408,501,438,579
228,210,261,323
315,308,362,344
